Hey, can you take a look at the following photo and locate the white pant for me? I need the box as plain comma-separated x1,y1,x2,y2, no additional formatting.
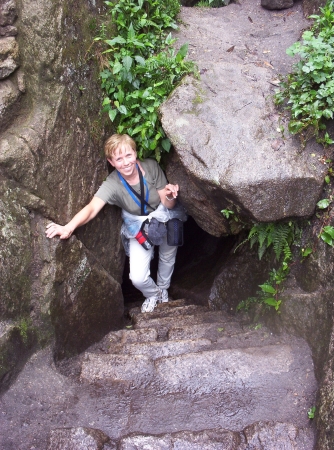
129,234,178,299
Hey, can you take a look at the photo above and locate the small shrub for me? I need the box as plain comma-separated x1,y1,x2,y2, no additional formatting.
274,1,334,146
96,0,196,161
237,222,300,312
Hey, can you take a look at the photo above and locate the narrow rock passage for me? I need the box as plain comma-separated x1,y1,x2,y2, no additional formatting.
0,300,317,449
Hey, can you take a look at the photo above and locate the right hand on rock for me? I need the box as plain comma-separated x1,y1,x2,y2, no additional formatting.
45,222,73,239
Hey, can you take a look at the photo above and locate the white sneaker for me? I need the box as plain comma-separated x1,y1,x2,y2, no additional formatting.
159,289,169,303
141,296,158,313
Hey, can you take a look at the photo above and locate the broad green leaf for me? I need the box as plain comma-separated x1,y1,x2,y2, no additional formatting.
263,298,278,306
259,284,277,294
134,55,146,66
102,97,111,106
320,231,333,246
118,105,128,115
288,120,304,134
113,61,123,74
323,226,334,239
161,139,171,152
132,125,144,135
122,55,133,72
317,198,330,209
302,247,313,257
128,23,135,40
117,88,125,104
105,36,126,46
149,140,157,150
176,43,188,61
108,109,118,122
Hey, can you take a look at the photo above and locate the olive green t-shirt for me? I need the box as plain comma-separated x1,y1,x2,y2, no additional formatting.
94,159,167,215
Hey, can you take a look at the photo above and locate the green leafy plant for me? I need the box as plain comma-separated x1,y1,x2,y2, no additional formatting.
308,406,316,419
221,209,236,220
301,246,313,257
237,222,300,312
244,222,298,264
320,225,334,245
317,198,331,209
274,1,334,146
96,0,196,161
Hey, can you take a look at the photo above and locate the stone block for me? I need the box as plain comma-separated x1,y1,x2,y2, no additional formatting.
261,0,294,10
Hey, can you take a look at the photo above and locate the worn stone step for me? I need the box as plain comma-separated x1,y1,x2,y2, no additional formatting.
80,339,316,437
167,321,244,342
47,421,314,450
89,327,159,353
133,309,235,331
130,303,208,323
153,344,301,395
106,338,213,360
118,421,314,450
129,299,190,318
80,353,154,388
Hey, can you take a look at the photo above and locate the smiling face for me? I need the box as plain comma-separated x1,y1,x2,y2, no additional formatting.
108,144,137,180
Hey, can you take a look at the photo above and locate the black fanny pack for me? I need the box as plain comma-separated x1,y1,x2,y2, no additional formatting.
139,217,183,249
166,218,184,246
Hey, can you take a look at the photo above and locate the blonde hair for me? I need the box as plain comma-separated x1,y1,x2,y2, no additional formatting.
104,134,137,159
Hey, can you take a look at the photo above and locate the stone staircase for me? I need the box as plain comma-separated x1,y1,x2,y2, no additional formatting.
72,300,317,449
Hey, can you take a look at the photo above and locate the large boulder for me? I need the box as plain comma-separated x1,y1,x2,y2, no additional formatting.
161,3,326,237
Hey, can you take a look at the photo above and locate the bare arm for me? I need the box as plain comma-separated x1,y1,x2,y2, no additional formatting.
45,196,106,239
158,183,179,209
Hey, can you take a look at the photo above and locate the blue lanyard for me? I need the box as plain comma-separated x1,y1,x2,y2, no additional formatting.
117,165,150,214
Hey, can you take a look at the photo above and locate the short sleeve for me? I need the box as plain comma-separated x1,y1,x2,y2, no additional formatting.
144,159,167,191
94,174,118,205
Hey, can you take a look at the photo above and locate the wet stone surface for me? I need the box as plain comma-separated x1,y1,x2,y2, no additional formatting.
0,301,316,449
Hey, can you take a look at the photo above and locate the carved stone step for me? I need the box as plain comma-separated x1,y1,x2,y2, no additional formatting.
105,338,212,359
80,353,154,388
129,302,208,323
118,421,314,450
133,309,235,331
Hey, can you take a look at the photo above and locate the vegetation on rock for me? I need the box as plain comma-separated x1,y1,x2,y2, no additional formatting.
274,0,334,146
236,221,301,312
96,0,196,161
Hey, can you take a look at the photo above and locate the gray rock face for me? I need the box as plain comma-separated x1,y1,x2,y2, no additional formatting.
0,0,125,387
48,427,115,450
0,0,17,27
261,0,294,10
263,212,334,449
0,25,17,37
161,4,326,237
52,237,124,359
0,179,33,318
0,78,20,128
0,36,19,78
303,0,327,16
